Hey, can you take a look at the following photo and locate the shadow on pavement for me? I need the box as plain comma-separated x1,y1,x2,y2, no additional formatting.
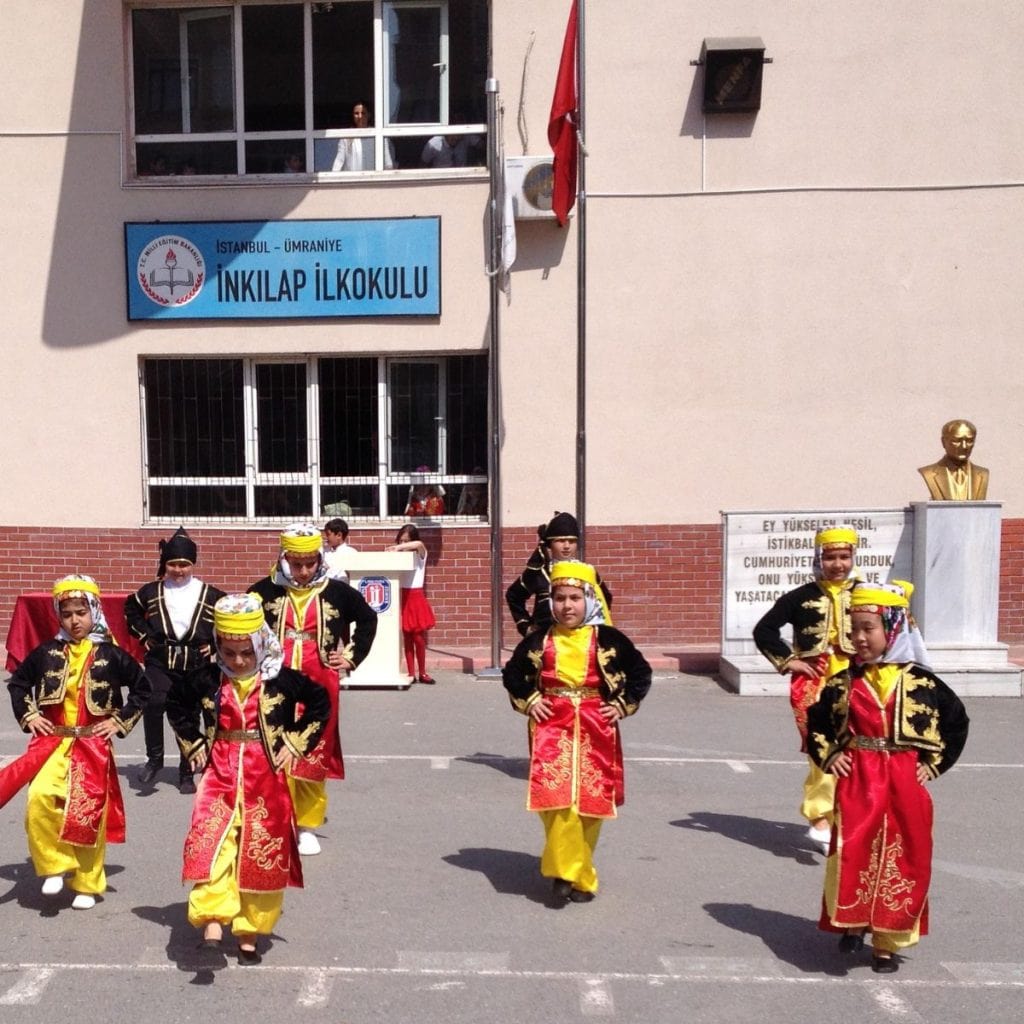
443,846,566,908
456,752,529,780
704,902,851,977
670,812,820,866
0,857,124,917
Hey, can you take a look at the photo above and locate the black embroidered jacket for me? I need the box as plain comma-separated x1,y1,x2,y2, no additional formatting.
8,640,151,735
807,663,970,781
753,581,856,673
247,577,378,667
166,663,330,767
502,624,652,719
125,579,226,673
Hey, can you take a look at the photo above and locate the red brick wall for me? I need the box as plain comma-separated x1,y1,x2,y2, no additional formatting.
2,520,1022,655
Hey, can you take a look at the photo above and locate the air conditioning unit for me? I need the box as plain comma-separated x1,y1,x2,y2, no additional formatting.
505,155,556,220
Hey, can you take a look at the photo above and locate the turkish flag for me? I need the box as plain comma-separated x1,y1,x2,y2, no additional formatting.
548,0,578,227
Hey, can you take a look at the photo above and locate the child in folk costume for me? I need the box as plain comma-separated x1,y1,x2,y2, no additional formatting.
807,581,969,974
505,511,612,639
753,527,860,853
167,594,330,965
390,523,437,684
248,524,377,856
502,560,651,903
2,575,151,909
125,526,225,793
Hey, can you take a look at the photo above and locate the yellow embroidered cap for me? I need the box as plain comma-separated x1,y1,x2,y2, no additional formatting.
814,526,858,549
52,574,101,600
214,593,266,635
851,579,913,610
550,559,598,590
280,523,323,554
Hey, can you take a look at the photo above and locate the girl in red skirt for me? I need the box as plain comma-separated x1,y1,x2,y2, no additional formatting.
391,524,437,684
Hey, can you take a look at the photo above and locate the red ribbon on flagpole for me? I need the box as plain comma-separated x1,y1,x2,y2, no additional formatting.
548,0,579,227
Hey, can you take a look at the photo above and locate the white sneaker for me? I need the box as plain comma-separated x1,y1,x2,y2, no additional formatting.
807,824,832,855
297,829,321,856
41,875,64,896
71,893,96,910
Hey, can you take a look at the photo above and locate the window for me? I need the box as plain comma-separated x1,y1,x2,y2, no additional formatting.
141,355,488,522
129,1,489,179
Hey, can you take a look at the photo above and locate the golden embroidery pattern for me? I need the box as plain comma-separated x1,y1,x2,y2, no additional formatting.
184,794,233,862
851,829,916,915
245,797,288,873
66,757,104,831
536,731,574,793
578,732,605,801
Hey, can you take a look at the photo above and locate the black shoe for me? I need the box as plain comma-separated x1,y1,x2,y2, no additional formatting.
838,932,865,953
871,954,899,974
238,945,262,966
179,775,197,795
139,762,161,785
568,888,595,903
552,879,573,901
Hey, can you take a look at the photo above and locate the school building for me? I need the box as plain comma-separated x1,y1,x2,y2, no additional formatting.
2,1,1024,665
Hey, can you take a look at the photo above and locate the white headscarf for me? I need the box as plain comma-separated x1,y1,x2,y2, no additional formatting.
52,574,113,645
213,593,284,680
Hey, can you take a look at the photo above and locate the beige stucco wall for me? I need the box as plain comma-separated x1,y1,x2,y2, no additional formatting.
1,1,1022,529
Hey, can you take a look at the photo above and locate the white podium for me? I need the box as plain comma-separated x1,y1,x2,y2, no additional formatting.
341,551,415,689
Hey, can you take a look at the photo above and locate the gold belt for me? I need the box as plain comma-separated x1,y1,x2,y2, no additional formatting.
285,629,315,642
851,736,901,752
51,724,99,738
542,686,601,700
215,729,261,742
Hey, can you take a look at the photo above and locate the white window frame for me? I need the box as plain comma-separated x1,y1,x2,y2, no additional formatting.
140,354,485,523
126,0,487,184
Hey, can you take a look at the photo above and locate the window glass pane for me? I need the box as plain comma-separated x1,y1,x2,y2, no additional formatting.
312,2,374,131
243,5,304,131
133,8,233,135
137,141,238,176
149,485,247,518
389,362,439,472
320,484,379,519
445,354,488,473
316,133,395,172
255,485,313,518
448,0,489,126
394,131,484,170
256,364,308,473
244,139,308,175
144,358,244,476
318,358,378,475
387,5,441,124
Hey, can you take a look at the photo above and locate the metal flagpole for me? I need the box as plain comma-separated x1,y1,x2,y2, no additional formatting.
575,0,587,558
478,75,504,679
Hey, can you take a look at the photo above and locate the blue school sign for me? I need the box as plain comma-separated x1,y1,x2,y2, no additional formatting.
125,217,440,319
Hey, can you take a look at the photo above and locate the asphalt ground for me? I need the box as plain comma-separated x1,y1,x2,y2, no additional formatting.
0,670,1021,1024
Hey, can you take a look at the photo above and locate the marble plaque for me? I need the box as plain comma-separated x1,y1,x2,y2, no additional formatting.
721,509,913,647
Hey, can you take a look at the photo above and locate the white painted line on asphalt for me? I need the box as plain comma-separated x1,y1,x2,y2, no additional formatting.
395,952,510,972
659,956,780,978
0,959,1022,988
942,962,1024,982
0,967,55,1005
430,757,451,770
579,977,614,1015
297,968,334,1007
932,859,1024,889
725,760,752,773
871,984,925,1021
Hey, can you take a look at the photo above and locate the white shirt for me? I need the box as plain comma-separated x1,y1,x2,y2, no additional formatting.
163,576,202,640
331,137,395,172
324,541,358,581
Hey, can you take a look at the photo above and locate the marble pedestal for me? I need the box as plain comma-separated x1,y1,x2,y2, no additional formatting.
910,501,1021,696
